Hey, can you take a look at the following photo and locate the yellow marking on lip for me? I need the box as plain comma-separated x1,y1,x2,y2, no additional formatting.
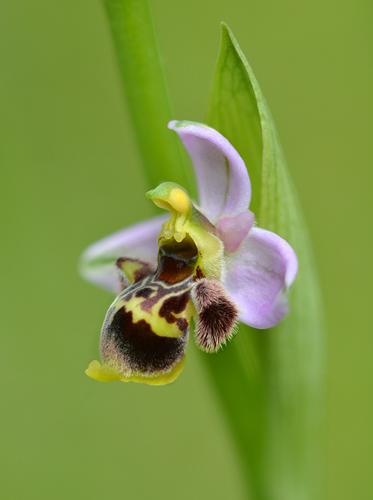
85,355,186,385
106,283,194,339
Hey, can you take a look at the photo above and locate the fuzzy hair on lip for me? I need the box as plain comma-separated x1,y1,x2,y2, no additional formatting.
192,279,239,353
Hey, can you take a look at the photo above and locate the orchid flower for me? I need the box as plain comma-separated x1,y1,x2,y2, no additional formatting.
80,120,298,385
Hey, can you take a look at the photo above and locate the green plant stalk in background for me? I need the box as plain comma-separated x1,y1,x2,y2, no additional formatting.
103,0,192,190
102,2,326,499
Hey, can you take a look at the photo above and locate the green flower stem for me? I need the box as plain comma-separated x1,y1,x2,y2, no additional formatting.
103,0,191,190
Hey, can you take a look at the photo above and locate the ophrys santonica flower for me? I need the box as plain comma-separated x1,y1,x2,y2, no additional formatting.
80,121,298,385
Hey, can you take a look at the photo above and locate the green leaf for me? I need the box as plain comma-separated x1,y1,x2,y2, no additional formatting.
207,25,263,216
205,24,326,500
103,0,193,192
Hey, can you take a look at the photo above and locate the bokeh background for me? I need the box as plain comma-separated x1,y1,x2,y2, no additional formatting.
1,1,371,499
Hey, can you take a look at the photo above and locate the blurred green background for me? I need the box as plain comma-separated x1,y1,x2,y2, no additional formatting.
0,1,371,499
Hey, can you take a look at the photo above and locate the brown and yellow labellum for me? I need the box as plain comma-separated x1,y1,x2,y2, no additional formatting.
87,235,199,385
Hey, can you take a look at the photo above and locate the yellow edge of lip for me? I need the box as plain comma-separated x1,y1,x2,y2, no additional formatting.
85,355,185,386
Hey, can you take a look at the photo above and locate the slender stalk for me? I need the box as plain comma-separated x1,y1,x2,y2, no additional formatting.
103,0,192,190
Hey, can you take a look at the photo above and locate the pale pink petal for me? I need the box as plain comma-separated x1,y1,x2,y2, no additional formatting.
225,227,298,329
79,215,167,293
169,121,251,223
216,211,255,253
